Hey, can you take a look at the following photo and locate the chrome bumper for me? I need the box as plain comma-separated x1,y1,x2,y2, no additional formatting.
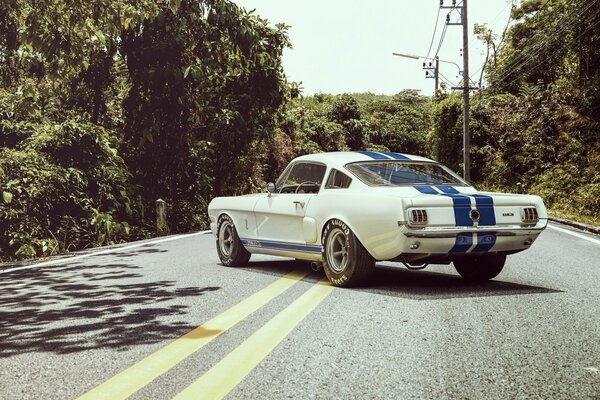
401,219,548,238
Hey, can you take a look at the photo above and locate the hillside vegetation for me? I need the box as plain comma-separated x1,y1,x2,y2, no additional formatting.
0,0,598,262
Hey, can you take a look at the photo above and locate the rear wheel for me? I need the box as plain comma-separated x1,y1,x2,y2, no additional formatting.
453,254,506,283
216,215,250,267
322,219,375,287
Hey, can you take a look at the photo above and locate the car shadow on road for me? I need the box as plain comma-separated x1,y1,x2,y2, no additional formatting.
0,261,219,358
245,260,563,300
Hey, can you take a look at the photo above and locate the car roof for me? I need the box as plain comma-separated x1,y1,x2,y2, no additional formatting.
293,151,435,169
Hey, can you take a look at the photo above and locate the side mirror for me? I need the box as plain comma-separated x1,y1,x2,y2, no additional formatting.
266,182,276,194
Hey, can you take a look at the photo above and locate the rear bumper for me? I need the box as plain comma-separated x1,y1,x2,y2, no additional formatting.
365,218,547,260
401,219,548,238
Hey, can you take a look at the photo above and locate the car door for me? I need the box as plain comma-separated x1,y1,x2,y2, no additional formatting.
254,162,326,249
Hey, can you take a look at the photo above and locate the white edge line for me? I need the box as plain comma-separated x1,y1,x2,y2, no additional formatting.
0,230,212,274
548,224,600,246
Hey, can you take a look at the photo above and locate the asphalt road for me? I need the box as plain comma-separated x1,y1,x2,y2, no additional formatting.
1,223,599,400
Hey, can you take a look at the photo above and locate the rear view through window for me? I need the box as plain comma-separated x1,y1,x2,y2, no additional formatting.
345,161,467,186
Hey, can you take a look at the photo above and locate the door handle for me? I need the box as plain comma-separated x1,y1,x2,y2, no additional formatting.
293,201,305,208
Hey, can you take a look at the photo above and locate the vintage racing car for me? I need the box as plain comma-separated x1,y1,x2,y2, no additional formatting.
208,151,548,287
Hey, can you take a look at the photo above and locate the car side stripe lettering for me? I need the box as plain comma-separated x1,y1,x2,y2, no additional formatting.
241,239,322,254
356,151,392,160
449,233,473,253
381,152,410,160
472,233,497,252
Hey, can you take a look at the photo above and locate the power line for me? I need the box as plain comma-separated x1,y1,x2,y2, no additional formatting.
434,21,448,58
498,10,600,86
425,7,441,60
473,0,598,89
494,0,599,84
471,0,514,79
438,71,457,87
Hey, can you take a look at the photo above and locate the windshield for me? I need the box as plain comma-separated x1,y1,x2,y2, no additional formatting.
345,161,468,187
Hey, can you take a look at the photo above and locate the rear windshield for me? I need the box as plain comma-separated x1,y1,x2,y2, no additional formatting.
345,161,467,186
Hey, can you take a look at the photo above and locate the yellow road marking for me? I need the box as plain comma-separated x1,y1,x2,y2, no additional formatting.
77,269,308,400
173,279,335,400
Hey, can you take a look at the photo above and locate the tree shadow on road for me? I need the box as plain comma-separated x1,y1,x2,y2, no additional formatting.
0,255,219,358
245,260,563,300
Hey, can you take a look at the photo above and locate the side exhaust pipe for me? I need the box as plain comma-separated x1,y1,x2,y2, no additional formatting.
310,262,323,272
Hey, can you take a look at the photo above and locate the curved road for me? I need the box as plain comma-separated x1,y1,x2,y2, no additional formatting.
0,223,599,399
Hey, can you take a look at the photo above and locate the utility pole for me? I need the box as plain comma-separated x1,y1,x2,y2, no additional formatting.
435,56,440,95
423,56,439,94
441,0,471,181
462,0,470,182
392,53,463,96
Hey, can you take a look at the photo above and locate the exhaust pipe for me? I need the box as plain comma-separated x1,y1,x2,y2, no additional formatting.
310,262,323,272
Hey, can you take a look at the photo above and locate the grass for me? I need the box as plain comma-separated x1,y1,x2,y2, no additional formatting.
547,208,600,228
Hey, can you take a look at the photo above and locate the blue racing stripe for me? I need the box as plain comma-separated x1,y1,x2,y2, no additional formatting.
413,185,438,195
471,194,496,226
414,186,472,226
241,239,322,254
443,194,473,226
356,151,392,160
450,233,473,253
472,233,496,252
439,186,496,226
436,186,459,194
382,152,410,160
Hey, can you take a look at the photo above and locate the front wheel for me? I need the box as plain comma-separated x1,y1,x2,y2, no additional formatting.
453,254,506,283
322,219,375,287
216,214,250,267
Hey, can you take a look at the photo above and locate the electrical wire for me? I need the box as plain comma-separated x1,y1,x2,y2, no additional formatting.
439,75,457,89
425,7,442,60
434,20,448,58
470,0,514,79
438,71,457,87
472,0,598,89
494,0,599,85
498,12,600,86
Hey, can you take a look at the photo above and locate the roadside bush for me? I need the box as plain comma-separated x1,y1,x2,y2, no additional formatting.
0,119,136,261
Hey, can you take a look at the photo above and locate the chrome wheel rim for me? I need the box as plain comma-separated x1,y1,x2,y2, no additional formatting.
218,221,234,257
327,228,348,273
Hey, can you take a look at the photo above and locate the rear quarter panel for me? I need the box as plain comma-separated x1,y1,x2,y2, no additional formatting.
308,189,412,260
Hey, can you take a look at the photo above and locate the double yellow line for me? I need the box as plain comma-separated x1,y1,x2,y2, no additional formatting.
78,270,334,400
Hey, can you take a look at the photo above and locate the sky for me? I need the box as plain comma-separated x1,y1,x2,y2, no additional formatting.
231,0,514,96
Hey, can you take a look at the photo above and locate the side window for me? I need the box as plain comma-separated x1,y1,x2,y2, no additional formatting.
276,162,326,193
325,169,352,189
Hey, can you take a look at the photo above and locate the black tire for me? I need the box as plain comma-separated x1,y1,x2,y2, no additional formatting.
453,254,506,283
321,219,375,287
216,214,251,267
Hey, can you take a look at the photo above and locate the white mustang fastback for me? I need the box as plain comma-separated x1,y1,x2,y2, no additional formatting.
208,151,548,287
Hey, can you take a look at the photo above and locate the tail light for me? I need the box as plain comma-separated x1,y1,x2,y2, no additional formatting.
521,207,539,222
409,209,428,226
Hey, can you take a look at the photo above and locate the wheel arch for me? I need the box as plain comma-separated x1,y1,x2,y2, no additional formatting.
320,216,377,259
215,211,250,249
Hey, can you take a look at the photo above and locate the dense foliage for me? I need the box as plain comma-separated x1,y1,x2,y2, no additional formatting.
0,0,291,261
455,0,599,220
